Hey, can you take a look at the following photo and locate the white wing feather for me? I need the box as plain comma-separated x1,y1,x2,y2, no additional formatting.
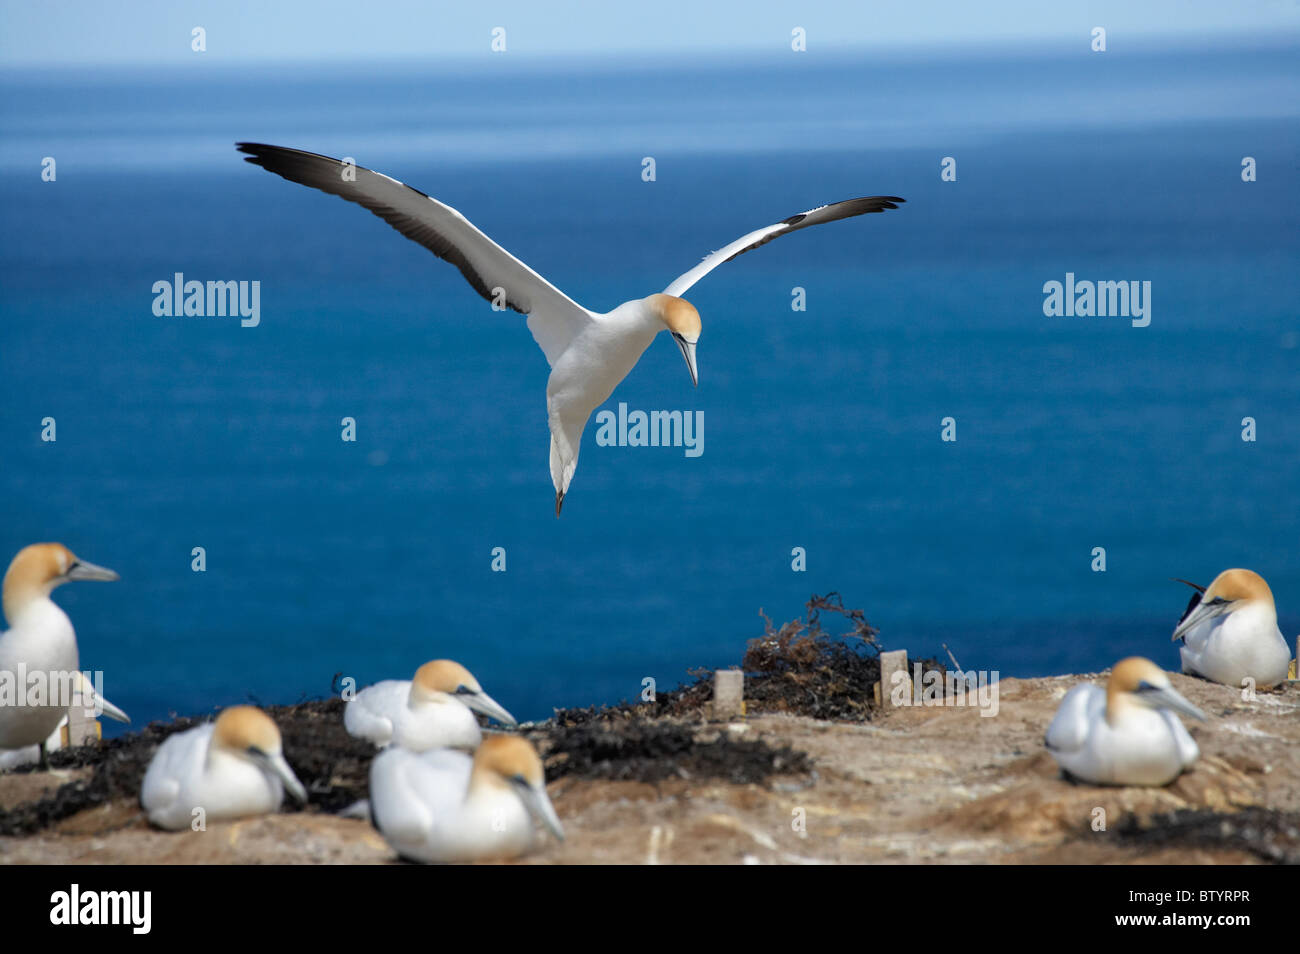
663,196,905,298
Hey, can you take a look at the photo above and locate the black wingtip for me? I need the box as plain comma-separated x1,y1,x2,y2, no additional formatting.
235,142,280,167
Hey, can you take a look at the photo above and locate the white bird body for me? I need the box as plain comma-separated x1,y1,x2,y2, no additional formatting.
142,724,274,830
141,705,307,830
344,659,516,752
370,749,531,862
369,735,563,863
546,300,664,492
1045,657,1204,787
1047,685,1198,786
1174,570,1290,689
0,602,78,749
345,680,480,750
237,143,903,512
0,671,130,770
0,544,119,757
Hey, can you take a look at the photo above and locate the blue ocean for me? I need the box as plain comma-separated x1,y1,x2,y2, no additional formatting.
2,40,1297,731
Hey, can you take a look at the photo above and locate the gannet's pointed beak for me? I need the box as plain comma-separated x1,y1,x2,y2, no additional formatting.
260,751,307,802
66,559,119,582
555,490,565,517
463,690,517,727
1140,682,1206,722
71,672,130,723
518,782,565,842
97,697,131,724
1172,597,1231,642
675,335,699,387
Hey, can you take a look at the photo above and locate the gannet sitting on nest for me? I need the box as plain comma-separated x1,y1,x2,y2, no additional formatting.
1045,657,1205,786
370,734,563,863
344,659,516,752
1172,569,1291,690
141,705,307,830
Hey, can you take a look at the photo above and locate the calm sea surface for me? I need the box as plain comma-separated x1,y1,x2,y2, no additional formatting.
1,41,1297,729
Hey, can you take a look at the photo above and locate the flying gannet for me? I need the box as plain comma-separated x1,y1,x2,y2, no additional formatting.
370,734,563,863
236,142,903,513
1172,569,1292,690
0,544,119,769
344,659,516,752
1045,657,1205,787
141,705,308,830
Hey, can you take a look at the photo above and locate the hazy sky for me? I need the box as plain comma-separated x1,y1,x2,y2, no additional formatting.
1,0,1297,67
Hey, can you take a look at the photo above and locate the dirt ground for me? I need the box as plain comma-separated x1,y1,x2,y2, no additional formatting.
2,670,1296,865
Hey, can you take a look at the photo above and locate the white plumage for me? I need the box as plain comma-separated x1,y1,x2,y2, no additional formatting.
141,706,306,830
0,544,119,764
1046,657,1204,787
1173,569,1291,689
343,659,516,752
369,734,563,863
237,143,903,513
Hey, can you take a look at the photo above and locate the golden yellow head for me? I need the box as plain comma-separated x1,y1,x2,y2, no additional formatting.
473,734,546,787
1107,657,1168,695
1105,656,1205,723
647,294,701,387
210,705,307,802
648,294,701,341
2,543,119,624
469,734,564,841
412,659,479,698
1202,568,1273,607
5,543,76,590
213,705,284,755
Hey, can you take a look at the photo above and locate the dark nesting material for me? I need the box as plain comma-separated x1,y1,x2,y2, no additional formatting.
553,593,946,725
0,715,201,836
537,721,812,785
1110,808,1300,864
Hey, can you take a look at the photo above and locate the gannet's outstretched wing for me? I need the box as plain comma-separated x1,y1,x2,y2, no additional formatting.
663,196,905,298
236,142,594,366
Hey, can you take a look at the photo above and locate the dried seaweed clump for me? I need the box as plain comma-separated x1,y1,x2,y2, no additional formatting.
551,593,944,724
542,721,812,785
1111,808,1300,865
739,592,948,721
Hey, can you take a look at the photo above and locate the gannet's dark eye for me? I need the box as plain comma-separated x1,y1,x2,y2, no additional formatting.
455,685,476,696
1134,682,1159,694
1207,596,1230,606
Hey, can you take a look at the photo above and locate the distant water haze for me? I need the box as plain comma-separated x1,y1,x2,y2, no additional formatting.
1,42,1296,730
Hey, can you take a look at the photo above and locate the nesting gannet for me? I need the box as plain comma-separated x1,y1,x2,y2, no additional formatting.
370,734,564,862
0,544,119,768
141,705,307,830
1172,569,1292,690
1045,657,1205,787
236,142,904,513
0,672,130,771
344,659,516,752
